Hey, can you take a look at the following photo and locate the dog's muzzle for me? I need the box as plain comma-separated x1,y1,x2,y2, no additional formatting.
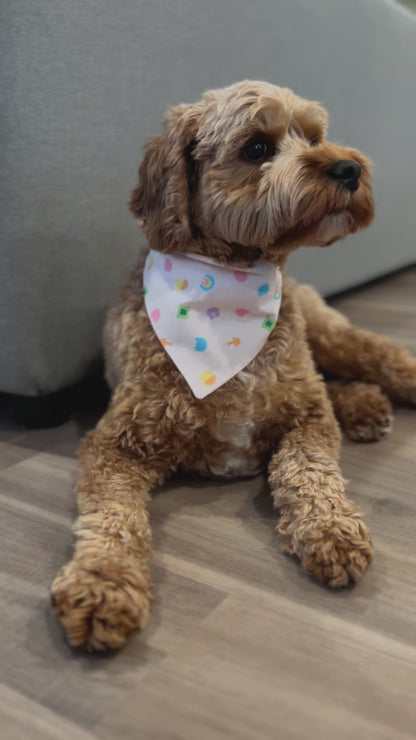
326,159,362,193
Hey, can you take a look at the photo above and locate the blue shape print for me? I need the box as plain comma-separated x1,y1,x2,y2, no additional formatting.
194,337,208,352
258,284,269,297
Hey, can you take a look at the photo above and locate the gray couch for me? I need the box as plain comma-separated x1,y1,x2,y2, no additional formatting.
1,0,415,400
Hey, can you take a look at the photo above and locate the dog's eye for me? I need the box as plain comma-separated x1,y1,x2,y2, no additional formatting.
242,139,272,163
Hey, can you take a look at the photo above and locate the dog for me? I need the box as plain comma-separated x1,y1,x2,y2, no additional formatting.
51,81,416,650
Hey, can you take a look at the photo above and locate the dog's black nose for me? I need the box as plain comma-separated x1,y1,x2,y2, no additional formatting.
326,160,362,192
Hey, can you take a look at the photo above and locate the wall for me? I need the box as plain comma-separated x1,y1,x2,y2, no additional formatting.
1,0,415,394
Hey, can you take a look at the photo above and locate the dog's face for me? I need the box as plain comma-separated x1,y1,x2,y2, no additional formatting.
131,81,374,263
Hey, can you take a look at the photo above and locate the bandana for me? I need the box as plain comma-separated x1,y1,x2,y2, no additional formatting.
143,249,282,399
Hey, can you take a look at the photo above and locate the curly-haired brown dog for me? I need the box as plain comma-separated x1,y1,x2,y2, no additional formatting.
51,81,416,650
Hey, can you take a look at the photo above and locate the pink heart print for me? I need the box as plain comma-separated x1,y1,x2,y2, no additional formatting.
236,308,249,317
234,270,248,282
150,308,160,322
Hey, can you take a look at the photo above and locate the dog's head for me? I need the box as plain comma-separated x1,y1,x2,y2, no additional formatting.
131,80,374,264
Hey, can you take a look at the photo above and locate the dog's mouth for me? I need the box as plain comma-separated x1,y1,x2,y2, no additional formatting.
271,209,351,251
269,181,374,253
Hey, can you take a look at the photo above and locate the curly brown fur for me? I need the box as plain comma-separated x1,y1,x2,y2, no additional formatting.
297,283,416,406
51,81,415,649
326,381,393,442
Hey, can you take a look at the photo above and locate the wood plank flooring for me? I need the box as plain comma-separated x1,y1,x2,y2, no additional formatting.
0,267,415,739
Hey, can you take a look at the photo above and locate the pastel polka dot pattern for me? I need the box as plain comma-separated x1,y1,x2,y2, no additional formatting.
258,284,269,297
262,315,276,332
177,304,190,319
200,275,215,291
206,307,220,320
234,270,248,282
175,278,189,291
201,370,217,386
143,249,281,399
194,337,208,352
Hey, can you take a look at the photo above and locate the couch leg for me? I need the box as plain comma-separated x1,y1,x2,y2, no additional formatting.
13,391,72,428
10,376,110,429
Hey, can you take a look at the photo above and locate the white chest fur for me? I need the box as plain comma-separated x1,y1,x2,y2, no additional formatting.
208,414,261,478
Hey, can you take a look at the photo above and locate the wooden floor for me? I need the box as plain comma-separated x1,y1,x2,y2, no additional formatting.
1,267,415,740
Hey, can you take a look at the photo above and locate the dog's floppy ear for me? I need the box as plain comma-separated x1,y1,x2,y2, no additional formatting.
130,103,201,250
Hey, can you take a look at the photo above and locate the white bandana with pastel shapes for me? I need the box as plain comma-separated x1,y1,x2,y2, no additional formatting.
143,249,282,399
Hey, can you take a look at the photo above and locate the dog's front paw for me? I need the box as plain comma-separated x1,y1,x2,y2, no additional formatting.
51,553,152,650
279,507,373,587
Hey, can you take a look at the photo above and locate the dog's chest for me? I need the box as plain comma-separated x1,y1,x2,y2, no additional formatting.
202,369,266,478
208,414,260,477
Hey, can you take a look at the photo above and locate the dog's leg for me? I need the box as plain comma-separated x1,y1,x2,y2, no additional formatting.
326,380,393,442
269,395,373,587
297,283,416,405
51,417,168,650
